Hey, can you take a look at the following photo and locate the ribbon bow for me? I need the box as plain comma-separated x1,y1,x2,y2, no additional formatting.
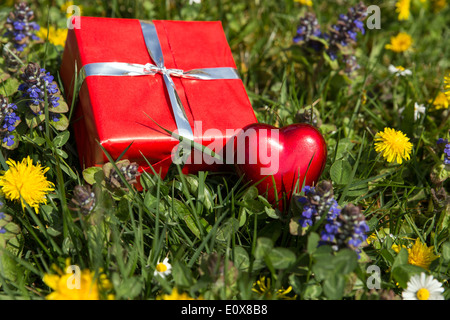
80,21,240,141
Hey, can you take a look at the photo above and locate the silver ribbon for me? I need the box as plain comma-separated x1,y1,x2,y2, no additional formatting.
80,21,240,141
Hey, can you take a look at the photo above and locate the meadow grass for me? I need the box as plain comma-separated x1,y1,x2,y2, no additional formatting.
0,0,449,300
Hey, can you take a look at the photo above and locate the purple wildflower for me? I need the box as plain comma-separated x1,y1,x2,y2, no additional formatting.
0,95,20,147
321,204,369,258
3,2,40,52
297,181,341,228
18,62,62,123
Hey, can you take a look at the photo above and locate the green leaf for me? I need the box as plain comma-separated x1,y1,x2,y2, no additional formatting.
288,274,303,296
264,206,279,219
183,175,213,211
233,246,250,271
307,232,320,254
312,258,335,281
330,159,352,185
53,130,70,148
441,241,450,262
243,186,259,200
172,261,194,288
25,111,45,128
430,163,449,184
254,237,273,260
216,218,239,242
323,274,345,300
379,248,395,265
437,204,450,233
46,227,62,237
334,138,355,161
239,199,266,215
0,77,19,96
82,166,103,185
302,283,322,300
115,277,143,299
267,247,296,269
50,95,69,113
51,114,69,131
392,264,426,289
144,191,167,214
0,214,22,272
172,199,212,239
0,244,22,283
333,249,358,275
346,180,369,197
312,248,357,281
237,207,247,227
1,131,19,150
31,135,46,146
55,148,68,159
392,248,409,271
258,220,282,243
323,50,339,70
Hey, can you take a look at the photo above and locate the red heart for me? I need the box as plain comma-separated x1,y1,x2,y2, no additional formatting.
233,123,327,208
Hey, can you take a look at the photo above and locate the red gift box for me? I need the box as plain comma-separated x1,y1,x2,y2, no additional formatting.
60,17,257,178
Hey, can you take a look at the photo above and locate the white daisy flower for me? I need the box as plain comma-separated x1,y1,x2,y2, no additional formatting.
189,0,201,4
398,102,426,121
389,64,412,77
402,273,444,300
154,257,172,278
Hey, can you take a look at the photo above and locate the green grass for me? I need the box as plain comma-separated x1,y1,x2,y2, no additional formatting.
0,0,449,300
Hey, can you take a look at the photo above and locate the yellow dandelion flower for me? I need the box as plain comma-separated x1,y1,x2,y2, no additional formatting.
431,0,447,12
374,128,413,164
36,26,68,48
366,233,378,245
407,238,439,270
392,243,407,253
0,156,54,213
157,288,201,300
43,260,114,300
294,0,313,6
395,0,411,20
385,32,413,53
444,73,450,99
252,276,297,300
429,91,449,110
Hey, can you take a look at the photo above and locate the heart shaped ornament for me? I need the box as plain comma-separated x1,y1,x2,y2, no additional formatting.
232,123,327,208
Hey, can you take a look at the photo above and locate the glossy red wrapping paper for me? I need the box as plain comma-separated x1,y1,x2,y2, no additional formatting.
60,17,257,177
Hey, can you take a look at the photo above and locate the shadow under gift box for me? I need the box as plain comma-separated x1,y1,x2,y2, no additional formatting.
60,17,257,182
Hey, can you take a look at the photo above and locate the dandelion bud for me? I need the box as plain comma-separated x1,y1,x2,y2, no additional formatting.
70,185,96,215
103,160,140,190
